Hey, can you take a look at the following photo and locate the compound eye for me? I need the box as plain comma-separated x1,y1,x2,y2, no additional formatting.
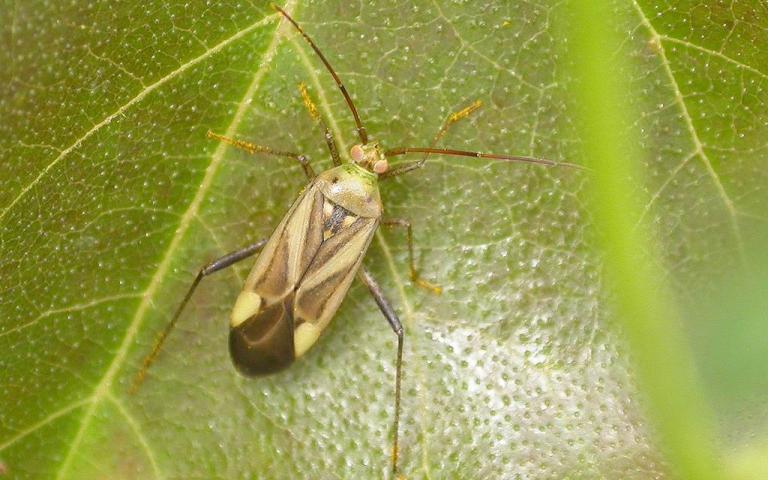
350,145,364,163
373,159,389,174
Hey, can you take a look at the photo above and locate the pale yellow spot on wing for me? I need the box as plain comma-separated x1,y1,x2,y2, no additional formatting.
294,322,321,357
230,291,262,327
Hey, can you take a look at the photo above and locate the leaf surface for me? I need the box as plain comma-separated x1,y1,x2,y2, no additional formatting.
1,1,766,479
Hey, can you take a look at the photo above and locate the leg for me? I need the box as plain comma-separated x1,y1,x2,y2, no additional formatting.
381,100,482,180
357,268,404,479
130,239,267,393
299,82,341,166
382,218,441,295
207,130,315,180
430,100,483,150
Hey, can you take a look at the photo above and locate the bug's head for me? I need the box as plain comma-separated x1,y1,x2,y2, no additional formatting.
350,143,388,175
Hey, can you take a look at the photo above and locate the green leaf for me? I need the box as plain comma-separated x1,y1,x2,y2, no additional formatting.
1,1,766,479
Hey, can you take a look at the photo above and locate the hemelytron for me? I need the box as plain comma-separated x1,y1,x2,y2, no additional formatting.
132,5,579,477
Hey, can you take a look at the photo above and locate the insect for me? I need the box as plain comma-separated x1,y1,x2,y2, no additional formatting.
131,5,579,477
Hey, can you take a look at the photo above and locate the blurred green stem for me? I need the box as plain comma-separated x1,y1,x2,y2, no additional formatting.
567,2,721,479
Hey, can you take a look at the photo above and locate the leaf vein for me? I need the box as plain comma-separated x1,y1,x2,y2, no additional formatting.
660,34,768,81
631,0,744,255
105,392,162,480
0,398,92,452
0,12,280,225
0,293,142,339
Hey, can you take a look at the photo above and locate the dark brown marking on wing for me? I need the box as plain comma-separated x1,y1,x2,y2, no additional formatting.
312,216,370,269
323,200,358,241
295,216,376,321
229,293,295,376
251,222,291,298
294,268,349,323
251,189,324,298
301,190,325,272
325,204,350,234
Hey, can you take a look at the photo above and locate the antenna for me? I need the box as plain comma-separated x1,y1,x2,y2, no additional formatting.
382,147,584,178
273,5,369,144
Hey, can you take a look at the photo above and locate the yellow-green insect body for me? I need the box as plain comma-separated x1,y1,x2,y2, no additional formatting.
229,151,384,376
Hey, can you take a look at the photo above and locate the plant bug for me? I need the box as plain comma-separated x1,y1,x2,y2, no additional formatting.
132,5,580,477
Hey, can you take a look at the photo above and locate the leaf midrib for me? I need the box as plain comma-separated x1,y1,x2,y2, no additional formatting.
289,27,437,478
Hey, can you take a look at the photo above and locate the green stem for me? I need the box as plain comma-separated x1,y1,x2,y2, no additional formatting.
566,2,721,479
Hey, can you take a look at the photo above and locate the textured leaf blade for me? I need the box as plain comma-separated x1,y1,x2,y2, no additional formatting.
1,1,766,479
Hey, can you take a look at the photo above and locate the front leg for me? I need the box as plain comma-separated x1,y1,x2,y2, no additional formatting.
207,131,315,180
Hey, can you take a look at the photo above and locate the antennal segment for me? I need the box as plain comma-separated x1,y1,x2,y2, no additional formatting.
381,147,584,179
273,4,369,145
